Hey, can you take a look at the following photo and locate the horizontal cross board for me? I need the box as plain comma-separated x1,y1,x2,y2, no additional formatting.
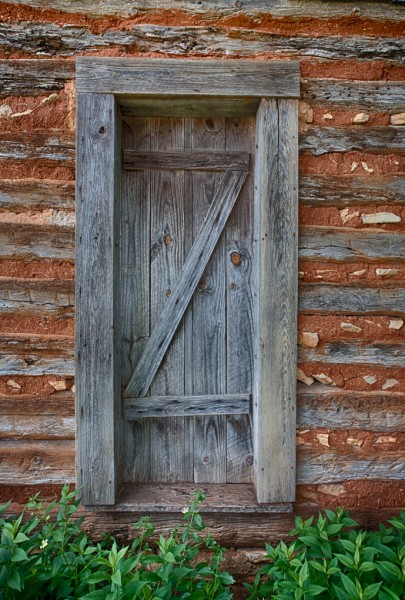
123,150,250,171
124,394,251,419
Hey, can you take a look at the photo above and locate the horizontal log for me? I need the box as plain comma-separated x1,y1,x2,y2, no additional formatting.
0,59,75,98
1,278,404,319
123,150,250,171
1,387,403,438
299,175,405,207
302,80,405,111
2,223,404,262
297,386,405,433
77,58,299,97
1,439,403,485
0,180,75,210
299,226,405,262
3,0,405,20
0,439,75,484
124,394,250,419
0,278,74,316
0,392,74,416
1,23,403,61
0,132,74,164
299,285,405,317
0,334,73,355
299,341,405,368
0,224,74,259
300,126,405,155
0,415,75,440
0,355,74,376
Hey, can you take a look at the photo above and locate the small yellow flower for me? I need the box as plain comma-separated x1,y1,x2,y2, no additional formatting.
40,539,48,550
181,507,189,515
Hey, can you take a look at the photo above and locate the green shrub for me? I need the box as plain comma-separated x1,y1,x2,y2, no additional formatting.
244,508,405,600
1,488,404,599
0,486,233,599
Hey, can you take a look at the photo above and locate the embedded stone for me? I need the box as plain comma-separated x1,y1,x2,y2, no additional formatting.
363,375,377,385
362,212,401,224
376,268,399,277
318,484,344,496
298,331,319,347
316,433,330,447
340,322,362,333
352,112,369,124
7,379,21,389
382,378,399,390
390,112,405,125
313,373,334,385
297,368,314,386
49,380,67,391
389,319,404,330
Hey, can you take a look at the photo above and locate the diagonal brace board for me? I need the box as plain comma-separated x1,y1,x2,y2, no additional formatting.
124,169,248,399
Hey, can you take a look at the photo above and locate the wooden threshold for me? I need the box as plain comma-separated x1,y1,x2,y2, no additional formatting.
90,484,293,514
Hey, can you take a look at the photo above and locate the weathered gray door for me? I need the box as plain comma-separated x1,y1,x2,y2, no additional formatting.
120,115,255,484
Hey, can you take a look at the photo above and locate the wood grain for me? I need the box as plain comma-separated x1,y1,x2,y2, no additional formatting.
299,341,405,368
77,58,300,97
299,175,405,208
299,285,405,317
0,279,74,317
253,99,298,503
301,126,405,155
3,24,404,61
124,394,250,419
302,80,405,111
0,224,74,260
225,117,255,484
0,181,75,211
0,59,75,97
299,226,405,262
297,386,405,433
124,169,247,399
191,117,228,484
3,0,404,20
0,132,74,164
75,92,122,505
123,149,250,171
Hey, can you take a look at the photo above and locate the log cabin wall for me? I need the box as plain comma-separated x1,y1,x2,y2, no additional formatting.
0,0,404,579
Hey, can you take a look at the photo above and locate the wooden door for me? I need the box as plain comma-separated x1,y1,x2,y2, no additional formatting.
120,115,255,485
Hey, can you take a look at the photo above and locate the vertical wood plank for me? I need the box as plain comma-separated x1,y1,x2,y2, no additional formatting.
121,116,152,483
149,117,187,482
253,99,298,503
192,117,227,483
225,117,254,483
76,92,122,505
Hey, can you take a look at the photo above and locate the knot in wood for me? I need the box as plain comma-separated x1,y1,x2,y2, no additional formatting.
198,279,206,290
231,251,242,267
164,234,173,247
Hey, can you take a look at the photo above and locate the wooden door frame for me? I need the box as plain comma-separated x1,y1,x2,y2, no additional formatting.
76,58,300,507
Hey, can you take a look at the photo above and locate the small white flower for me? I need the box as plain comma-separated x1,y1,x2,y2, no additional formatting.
40,539,48,549
181,507,189,515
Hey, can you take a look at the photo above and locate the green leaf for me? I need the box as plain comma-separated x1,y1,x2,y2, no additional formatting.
306,584,327,596
111,569,122,586
84,573,110,585
165,551,175,563
79,588,110,599
377,561,403,584
7,568,21,592
11,547,28,562
327,523,344,536
339,539,356,552
340,572,357,597
121,581,148,599
359,561,376,572
363,582,382,600
333,584,349,600
14,532,29,543
336,553,354,568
